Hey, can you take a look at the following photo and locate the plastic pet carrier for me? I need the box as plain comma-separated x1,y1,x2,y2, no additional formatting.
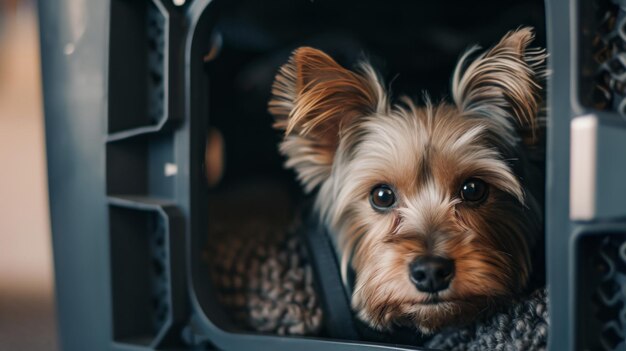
37,0,626,349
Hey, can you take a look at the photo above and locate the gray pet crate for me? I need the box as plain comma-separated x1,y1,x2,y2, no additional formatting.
37,0,625,349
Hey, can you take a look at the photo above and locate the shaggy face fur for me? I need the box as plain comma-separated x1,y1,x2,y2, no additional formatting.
268,28,546,333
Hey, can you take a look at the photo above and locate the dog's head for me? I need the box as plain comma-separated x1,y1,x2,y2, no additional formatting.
268,28,545,333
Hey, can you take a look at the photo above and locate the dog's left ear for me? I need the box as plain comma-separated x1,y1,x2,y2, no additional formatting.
452,27,546,142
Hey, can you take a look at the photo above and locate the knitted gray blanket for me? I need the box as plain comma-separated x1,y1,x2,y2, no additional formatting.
425,288,548,350
205,185,548,350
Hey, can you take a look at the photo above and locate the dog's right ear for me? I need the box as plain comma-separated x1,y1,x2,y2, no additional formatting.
268,47,386,192
452,27,546,145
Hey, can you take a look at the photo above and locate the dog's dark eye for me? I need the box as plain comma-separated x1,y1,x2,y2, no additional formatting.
460,179,489,203
370,185,396,211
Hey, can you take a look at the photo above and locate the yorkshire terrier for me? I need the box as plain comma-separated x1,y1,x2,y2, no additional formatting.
268,28,546,334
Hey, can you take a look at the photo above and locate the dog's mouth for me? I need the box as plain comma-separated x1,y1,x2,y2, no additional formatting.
420,294,458,306
422,295,441,305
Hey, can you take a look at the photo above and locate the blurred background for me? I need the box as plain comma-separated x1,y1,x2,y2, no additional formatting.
0,0,58,350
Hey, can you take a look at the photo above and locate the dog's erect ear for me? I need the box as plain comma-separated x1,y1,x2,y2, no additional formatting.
452,27,546,143
268,47,385,192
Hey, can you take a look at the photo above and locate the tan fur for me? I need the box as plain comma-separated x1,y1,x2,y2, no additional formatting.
269,28,545,333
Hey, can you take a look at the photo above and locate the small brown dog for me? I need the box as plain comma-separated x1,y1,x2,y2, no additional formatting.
268,28,546,334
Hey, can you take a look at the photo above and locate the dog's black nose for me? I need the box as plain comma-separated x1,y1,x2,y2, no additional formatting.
409,256,455,293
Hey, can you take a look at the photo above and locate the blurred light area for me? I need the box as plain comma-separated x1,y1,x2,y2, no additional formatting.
0,0,58,350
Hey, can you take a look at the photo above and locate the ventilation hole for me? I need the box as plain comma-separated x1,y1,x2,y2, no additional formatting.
598,69,613,86
150,71,162,84
592,85,613,109
155,234,165,247
594,40,612,63
608,36,623,53
609,58,626,76
153,257,165,276
600,280,620,297
156,305,167,323
602,326,623,350
152,296,161,309
148,38,158,52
